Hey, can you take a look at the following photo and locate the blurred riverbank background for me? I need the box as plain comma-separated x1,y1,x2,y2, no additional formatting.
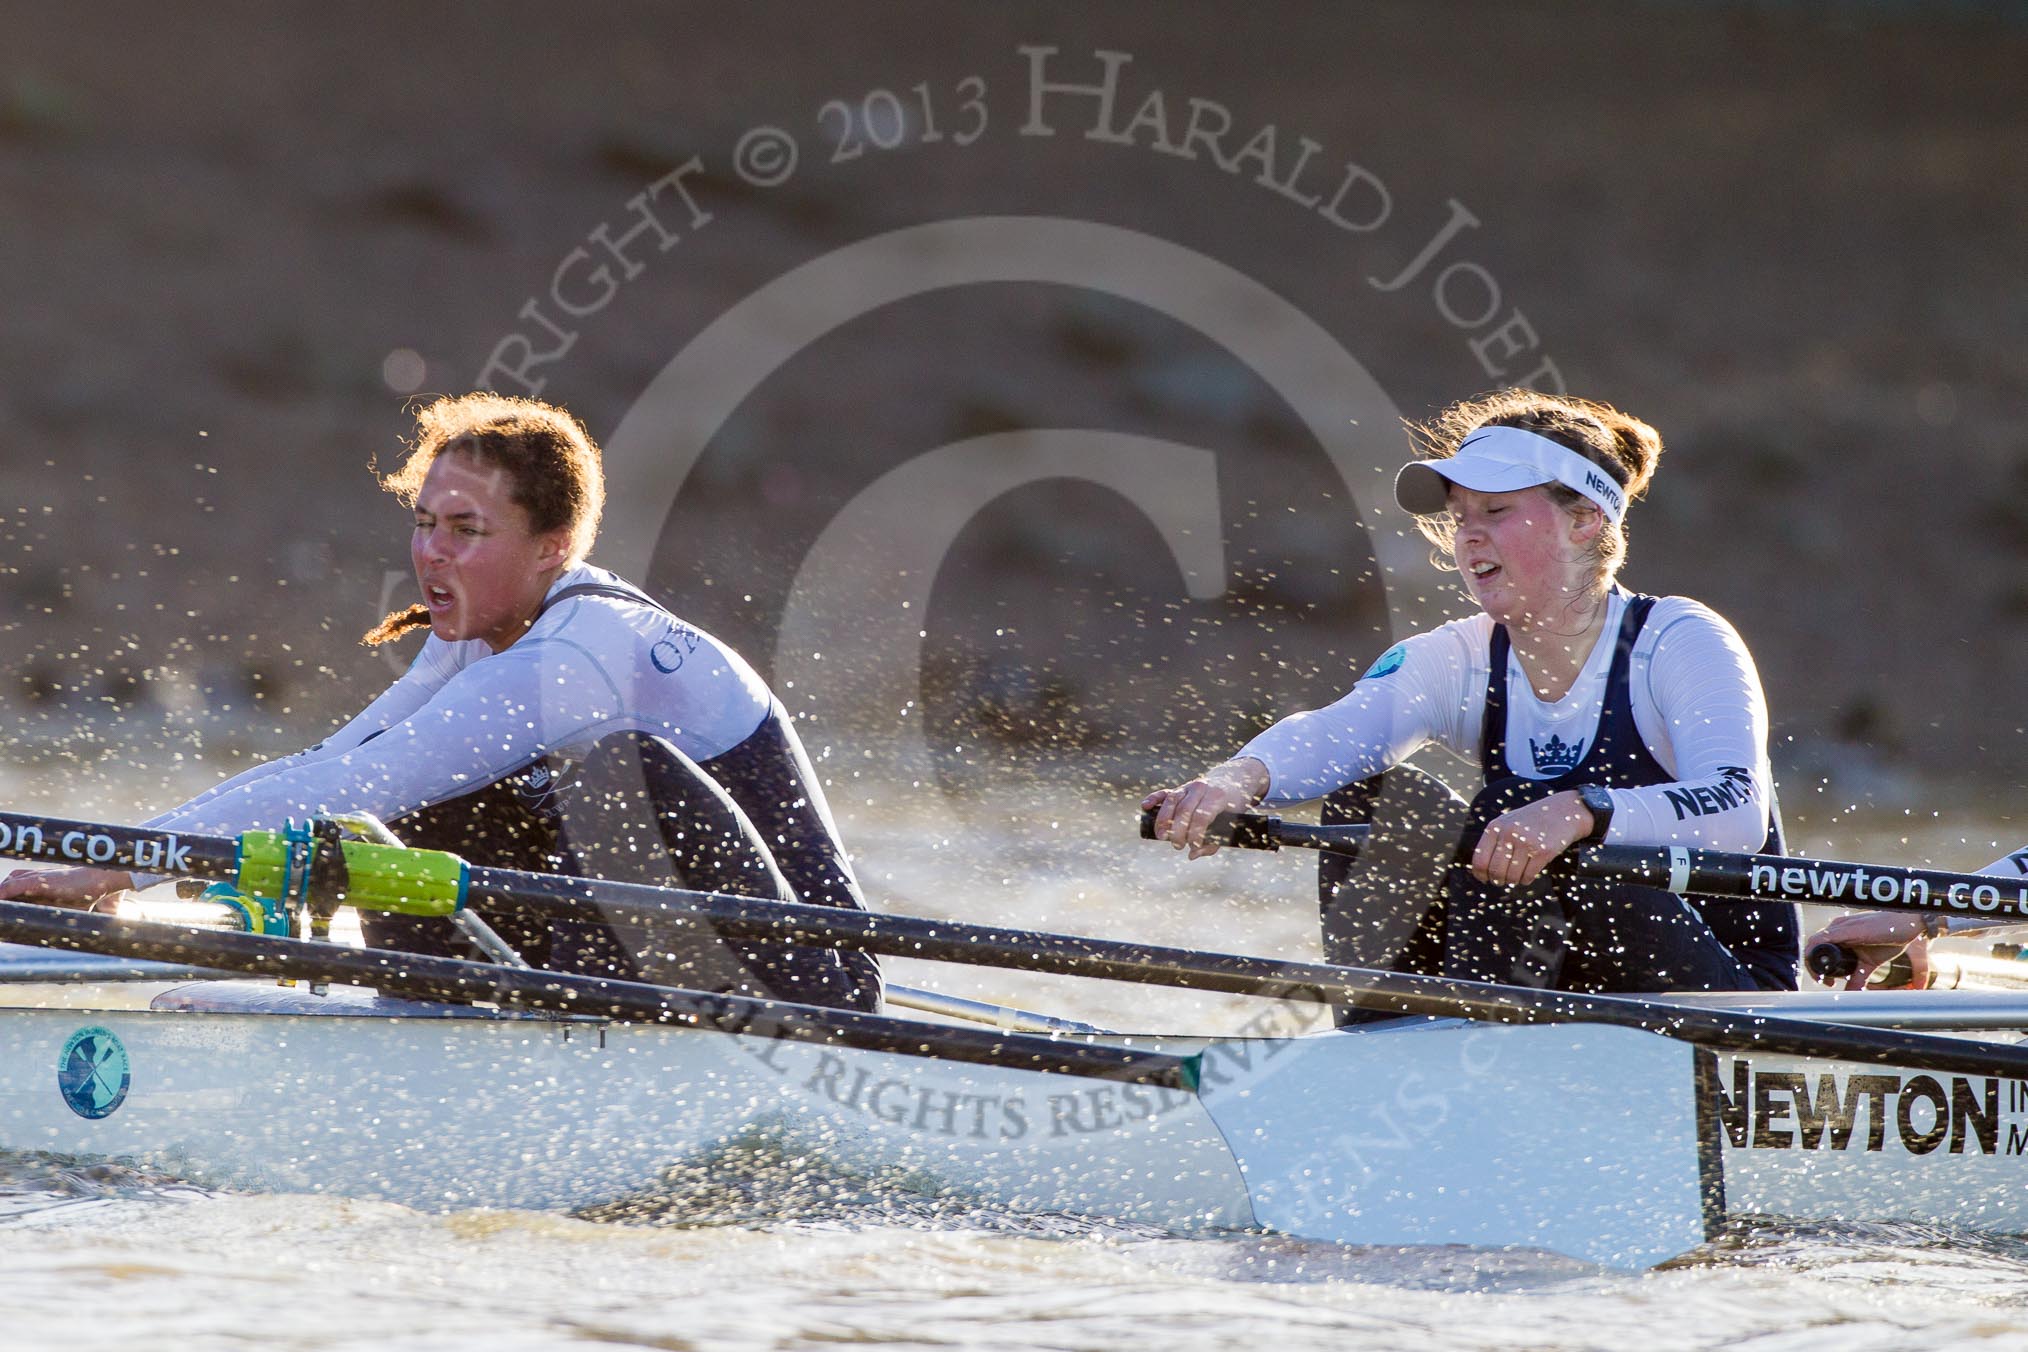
2,0,2023,850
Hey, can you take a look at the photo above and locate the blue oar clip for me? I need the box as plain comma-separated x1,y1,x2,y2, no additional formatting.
278,818,316,907
195,881,289,936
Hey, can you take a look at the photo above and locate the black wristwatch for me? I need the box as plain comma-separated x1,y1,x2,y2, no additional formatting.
1576,784,1615,845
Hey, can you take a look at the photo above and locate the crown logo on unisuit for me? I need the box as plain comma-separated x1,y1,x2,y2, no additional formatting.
1529,733,1585,773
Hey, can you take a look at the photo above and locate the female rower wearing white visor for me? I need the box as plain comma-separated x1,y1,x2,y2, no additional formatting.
1145,389,1799,995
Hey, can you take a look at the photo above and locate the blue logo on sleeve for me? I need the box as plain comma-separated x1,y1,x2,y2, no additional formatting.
58,1026,131,1120
649,622,703,675
1361,643,1407,680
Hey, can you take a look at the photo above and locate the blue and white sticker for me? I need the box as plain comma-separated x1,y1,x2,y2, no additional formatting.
58,1026,131,1120
1361,643,1408,681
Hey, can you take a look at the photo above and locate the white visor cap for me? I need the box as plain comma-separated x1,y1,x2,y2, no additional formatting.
1394,425,1627,525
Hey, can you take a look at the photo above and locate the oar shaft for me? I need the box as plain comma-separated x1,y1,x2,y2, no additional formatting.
1576,844,2028,924
10,809,2028,1080
0,812,238,880
0,900,1191,1088
456,864,2028,1078
883,984,1112,1036
1127,807,2028,926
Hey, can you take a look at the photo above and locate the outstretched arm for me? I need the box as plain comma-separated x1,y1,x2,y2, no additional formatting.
1143,631,1464,858
146,641,612,836
143,647,452,828
1231,633,1464,806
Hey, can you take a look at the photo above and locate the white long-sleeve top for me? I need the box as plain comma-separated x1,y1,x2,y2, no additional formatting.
1239,590,1776,851
147,564,772,836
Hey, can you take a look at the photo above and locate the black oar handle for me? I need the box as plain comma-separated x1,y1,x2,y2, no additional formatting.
1805,941,1857,982
1805,940,1918,989
1138,808,1279,851
1137,809,1368,856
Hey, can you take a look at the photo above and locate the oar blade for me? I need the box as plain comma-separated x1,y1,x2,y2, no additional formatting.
1196,1020,1717,1269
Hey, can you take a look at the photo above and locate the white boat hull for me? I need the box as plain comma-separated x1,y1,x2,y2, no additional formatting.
0,988,1248,1228
0,982,1713,1268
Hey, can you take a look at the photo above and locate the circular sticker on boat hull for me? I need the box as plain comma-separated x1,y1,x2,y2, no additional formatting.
58,1026,131,1120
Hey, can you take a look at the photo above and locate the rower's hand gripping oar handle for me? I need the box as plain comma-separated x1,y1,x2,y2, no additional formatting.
1137,809,1369,856
1804,940,1918,989
1138,808,1281,851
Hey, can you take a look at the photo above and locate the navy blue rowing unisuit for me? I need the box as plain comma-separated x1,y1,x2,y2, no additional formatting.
1461,593,1798,991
